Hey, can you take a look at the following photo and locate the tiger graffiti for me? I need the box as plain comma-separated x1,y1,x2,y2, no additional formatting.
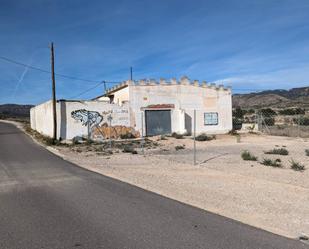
71,109,103,127
92,125,140,139
71,108,138,139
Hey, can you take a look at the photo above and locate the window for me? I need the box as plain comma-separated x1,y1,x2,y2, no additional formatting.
204,112,218,125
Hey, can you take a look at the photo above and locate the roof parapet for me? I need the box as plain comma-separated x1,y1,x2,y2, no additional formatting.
104,76,232,94
180,76,191,85
149,79,156,85
170,78,177,84
201,81,208,88
160,78,168,85
193,80,199,87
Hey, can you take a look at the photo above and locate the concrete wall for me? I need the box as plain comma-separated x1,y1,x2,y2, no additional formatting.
31,77,232,140
31,100,133,140
112,86,129,106
97,85,129,106
59,100,132,140
124,78,232,135
30,100,57,138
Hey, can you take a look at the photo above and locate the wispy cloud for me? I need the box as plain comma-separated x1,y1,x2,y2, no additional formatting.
1,0,309,103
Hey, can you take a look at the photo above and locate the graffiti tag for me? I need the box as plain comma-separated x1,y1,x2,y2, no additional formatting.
71,109,103,127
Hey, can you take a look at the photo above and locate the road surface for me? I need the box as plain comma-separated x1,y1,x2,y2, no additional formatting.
0,121,307,249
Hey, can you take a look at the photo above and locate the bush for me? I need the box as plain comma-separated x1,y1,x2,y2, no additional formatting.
195,133,214,141
228,129,238,136
120,132,136,139
294,116,309,126
290,159,305,171
261,158,282,167
279,108,305,115
160,135,167,140
305,149,309,156
258,108,277,117
72,136,84,145
263,117,275,126
232,118,243,130
264,148,289,155
171,132,184,139
122,145,137,154
232,107,245,119
175,145,185,151
241,151,258,161
43,137,61,146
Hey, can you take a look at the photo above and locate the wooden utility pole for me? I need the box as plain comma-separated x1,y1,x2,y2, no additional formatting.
130,66,133,80
50,42,57,140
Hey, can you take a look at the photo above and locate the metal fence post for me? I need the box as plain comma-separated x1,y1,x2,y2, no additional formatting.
108,113,112,150
87,111,90,141
141,112,144,155
298,114,301,137
194,109,197,165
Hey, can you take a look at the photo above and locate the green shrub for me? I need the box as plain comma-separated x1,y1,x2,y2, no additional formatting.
122,145,137,154
278,108,305,115
264,117,275,126
42,137,61,146
241,151,258,161
232,118,243,130
160,135,167,140
233,107,244,119
258,108,277,117
175,145,185,151
294,116,309,126
171,132,184,139
195,133,214,141
261,158,282,167
120,132,136,139
264,148,289,155
228,129,238,136
290,159,305,171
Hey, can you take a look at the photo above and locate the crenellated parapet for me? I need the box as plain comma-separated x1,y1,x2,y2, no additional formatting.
105,76,232,94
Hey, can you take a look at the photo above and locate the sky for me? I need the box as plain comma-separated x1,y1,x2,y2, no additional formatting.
0,0,309,104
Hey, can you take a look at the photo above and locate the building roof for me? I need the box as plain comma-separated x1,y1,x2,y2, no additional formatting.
93,76,231,100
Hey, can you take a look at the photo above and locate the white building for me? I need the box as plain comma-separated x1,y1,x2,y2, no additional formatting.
30,77,232,140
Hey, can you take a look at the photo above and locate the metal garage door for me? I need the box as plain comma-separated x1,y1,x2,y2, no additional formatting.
145,110,171,136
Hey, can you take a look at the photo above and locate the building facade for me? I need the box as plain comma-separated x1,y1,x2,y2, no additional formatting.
30,77,232,140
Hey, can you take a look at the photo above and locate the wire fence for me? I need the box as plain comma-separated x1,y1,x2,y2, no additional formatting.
77,107,308,171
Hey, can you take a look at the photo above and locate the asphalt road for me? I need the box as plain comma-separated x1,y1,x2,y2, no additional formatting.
0,121,307,249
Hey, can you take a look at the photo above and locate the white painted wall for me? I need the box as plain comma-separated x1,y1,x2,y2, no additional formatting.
59,100,131,140
31,78,232,140
31,100,131,140
97,86,129,106
30,100,58,137
127,81,232,135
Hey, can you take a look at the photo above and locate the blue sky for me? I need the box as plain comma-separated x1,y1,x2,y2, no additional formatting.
0,0,309,104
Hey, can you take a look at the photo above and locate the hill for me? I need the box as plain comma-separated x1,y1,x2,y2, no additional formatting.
0,104,33,119
232,87,309,109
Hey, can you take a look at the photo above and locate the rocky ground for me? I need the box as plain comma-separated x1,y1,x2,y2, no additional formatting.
4,119,308,240
51,133,309,239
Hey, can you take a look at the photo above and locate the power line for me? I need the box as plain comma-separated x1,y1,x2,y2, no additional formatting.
1,55,274,96
69,81,106,99
0,55,120,84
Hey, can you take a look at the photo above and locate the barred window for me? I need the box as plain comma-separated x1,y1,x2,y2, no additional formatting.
204,112,218,125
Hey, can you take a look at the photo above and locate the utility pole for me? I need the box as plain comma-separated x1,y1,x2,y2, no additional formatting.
103,80,107,95
50,42,57,141
130,66,133,80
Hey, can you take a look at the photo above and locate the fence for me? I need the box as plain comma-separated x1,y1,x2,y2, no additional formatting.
256,111,309,138
74,107,308,172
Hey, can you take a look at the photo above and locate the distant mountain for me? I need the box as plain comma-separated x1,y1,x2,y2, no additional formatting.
0,104,33,118
232,87,309,109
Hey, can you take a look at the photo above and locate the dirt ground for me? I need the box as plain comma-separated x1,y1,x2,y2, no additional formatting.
48,133,309,239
